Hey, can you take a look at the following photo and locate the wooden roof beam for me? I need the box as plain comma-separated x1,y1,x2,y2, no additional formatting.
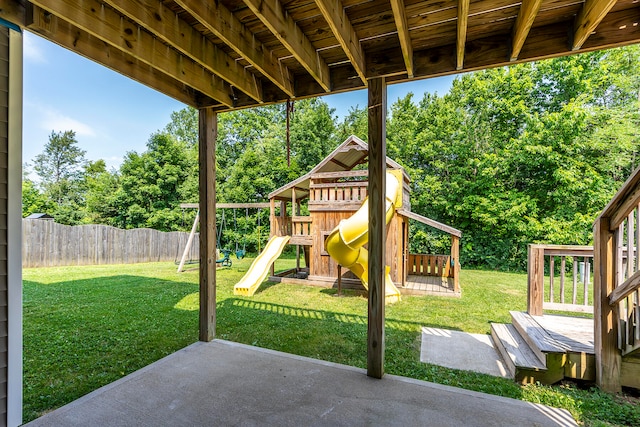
25,6,218,108
389,0,414,78
573,0,618,50
29,0,235,107
456,0,470,70
175,0,295,98
314,0,367,84
102,0,263,103
0,1,26,27
243,0,331,92
510,0,544,61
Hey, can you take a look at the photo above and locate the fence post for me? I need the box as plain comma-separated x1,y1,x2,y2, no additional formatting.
527,244,545,316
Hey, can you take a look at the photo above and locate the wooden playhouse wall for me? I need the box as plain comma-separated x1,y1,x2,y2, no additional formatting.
308,208,405,286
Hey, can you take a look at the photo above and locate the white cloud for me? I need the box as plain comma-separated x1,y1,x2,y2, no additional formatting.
40,109,97,137
23,33,47,64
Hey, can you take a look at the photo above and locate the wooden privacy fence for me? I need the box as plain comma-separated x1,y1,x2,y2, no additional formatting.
527,244,594,316
23,219,198,267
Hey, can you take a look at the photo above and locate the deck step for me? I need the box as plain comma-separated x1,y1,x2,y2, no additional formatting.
491,323,545,377
510,311,567,361
490,323,565,384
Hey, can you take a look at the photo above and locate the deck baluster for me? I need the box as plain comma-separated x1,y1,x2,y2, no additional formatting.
560,256,566,304
549,255,555,303
572,258,578,305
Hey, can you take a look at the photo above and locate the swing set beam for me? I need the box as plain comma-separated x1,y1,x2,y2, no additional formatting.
180,203,270,209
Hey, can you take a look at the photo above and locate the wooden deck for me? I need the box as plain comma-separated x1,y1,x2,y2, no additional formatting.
401,275,460,297
271,273,459,297
491,312,595,384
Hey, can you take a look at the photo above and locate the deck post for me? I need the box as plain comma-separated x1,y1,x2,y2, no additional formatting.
451,235,460,293
593,217,622,392
527,244,545,316
367,76,386,379
199,107,217,342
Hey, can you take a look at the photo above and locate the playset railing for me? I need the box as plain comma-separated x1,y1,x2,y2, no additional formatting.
407,254,454,278
290,216,313,245
271,212,291,236
309,171,368,206
594,165,640,390
527,244,594,316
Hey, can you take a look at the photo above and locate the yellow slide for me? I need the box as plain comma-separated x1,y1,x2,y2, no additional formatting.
234,235,291,297
325,170,403,304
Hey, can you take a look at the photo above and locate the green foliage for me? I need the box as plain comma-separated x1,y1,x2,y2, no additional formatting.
108,132,198,230
31,130,88,224
336,105,367,142
387,46,640,270
22,177,54,217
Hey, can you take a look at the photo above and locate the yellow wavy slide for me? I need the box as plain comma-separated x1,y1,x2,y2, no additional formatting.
234,235,290,296
325,170,403,304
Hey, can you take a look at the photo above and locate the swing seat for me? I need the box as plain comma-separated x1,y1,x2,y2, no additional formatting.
216,249,233,267
236,249,246,259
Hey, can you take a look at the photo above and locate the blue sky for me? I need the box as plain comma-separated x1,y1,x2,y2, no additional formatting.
22,31,456,174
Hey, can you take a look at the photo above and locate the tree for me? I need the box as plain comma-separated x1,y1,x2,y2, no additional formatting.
109,132,198,230
336,105,367,142
289,98,338,172
164,107,198,147
32,130,87,224
82,160,120,224
22,177,53,217
33,131,86,202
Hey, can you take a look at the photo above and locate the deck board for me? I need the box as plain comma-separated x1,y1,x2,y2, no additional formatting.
402,274,459,296
533,314,594,355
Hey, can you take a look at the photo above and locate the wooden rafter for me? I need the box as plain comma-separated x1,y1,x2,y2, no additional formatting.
174,0,295,97
25,6,217,108
103,0,263,103
329,157,351,170
314,0,366,84
456,0,470,70
1,0,636,111
389,0,414,78
243,0,331,92
30,0,234,106
510,0,544,61
573,0,619,50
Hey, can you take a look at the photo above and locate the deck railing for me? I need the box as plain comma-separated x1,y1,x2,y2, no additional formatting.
527,244,594,316
594,165,640,391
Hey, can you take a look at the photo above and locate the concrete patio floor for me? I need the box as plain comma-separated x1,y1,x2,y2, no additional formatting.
26,340,577,426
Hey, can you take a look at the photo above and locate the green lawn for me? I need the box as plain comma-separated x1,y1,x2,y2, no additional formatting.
23,259,639,425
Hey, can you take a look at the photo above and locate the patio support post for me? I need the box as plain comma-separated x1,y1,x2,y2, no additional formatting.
199,107,217,341
367,76,386,379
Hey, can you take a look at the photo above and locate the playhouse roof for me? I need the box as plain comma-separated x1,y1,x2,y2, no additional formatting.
269,135,407,201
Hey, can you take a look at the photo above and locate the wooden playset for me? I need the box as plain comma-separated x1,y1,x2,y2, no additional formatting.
237,135,462,300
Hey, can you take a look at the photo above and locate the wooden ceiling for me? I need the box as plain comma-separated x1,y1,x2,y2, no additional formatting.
2,0,639,111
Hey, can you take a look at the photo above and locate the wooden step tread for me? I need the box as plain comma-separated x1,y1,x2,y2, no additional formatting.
491,323,546,370
533,314,594,355
510,311,567,355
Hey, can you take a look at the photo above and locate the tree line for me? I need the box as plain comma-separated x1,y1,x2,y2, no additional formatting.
24,46,640,270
